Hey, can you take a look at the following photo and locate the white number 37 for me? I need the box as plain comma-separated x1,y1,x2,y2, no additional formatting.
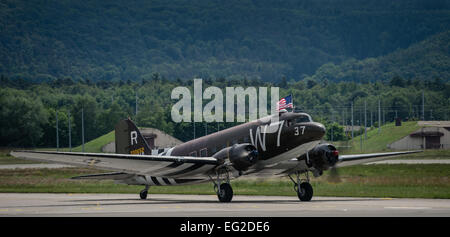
294,126,306,136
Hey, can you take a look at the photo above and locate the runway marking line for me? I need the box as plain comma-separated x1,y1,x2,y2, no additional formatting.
384,206,432,210
81,207,104,211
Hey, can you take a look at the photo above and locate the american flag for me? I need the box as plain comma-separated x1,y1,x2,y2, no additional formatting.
277,95,293,110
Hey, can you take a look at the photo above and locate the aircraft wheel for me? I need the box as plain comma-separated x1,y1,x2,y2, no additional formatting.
297,182,313,201
140,189,148,200
217,183,233,202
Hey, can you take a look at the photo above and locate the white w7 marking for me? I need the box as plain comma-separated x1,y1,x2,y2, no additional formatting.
249,120,284,151
249,125,267,151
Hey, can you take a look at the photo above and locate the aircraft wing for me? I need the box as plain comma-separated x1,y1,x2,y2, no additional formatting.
10,150,221,175
336,150,422,167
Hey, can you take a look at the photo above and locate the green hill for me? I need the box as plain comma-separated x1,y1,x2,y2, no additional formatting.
1,0,449,82
38,130,115,153
71,131,115,153
308,31,450,82
339,121,421,154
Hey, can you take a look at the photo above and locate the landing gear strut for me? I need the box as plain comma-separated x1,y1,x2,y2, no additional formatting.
140,185,149,200
210,168,233,202
289,171,313,201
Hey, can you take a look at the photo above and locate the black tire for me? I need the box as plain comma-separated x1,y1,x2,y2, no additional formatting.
140,190,148,200
217,183,233,202
297,182,313,201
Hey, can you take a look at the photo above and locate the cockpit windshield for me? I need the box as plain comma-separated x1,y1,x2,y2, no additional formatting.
295,114,312,123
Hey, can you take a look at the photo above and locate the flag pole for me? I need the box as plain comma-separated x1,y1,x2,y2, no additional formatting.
292,94,294,111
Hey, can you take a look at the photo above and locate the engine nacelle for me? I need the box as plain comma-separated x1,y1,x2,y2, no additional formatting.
306,143,339,172
213,143,259,171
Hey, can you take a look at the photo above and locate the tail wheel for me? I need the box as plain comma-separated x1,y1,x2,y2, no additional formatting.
297,182,313,201
140,185,149,200
217,183,233,202
140,190,148,199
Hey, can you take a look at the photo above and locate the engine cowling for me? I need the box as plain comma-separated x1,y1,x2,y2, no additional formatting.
213,143,259,171
306,143,339,172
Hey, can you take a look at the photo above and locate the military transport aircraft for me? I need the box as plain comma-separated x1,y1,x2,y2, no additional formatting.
11,110,421,202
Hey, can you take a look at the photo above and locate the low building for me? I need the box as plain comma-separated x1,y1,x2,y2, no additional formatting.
139,127,183,149
102,127,182,153
388,121,450,150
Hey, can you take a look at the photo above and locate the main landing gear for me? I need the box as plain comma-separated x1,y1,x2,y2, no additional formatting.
139,185,150,199
288,171,313,201
210,169,233,202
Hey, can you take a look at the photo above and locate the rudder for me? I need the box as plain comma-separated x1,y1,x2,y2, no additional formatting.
115,119,151,155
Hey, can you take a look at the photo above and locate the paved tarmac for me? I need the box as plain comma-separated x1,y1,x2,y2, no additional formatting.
0,193,449,217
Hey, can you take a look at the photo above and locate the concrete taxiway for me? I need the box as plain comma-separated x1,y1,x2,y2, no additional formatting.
0,193,449,217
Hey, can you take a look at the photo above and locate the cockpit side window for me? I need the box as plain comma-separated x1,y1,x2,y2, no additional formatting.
285,120,292,127
295,115,311,123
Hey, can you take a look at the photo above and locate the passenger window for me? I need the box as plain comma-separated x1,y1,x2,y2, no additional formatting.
189,151,197,157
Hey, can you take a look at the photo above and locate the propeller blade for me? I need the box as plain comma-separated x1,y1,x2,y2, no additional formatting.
327,166,341,183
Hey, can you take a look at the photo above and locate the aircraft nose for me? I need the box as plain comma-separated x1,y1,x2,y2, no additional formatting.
312,122,326,139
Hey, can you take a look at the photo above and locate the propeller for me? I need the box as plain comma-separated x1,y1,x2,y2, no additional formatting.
327,165,341,183
326,149,341,183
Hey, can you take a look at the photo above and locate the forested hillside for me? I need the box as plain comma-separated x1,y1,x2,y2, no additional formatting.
307,31,450,82
1,0,449,82
1,1,449,148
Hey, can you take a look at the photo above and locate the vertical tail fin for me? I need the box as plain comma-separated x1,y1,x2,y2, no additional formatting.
115,119,151,155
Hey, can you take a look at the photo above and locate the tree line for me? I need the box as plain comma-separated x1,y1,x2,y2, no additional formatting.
1,75,449,148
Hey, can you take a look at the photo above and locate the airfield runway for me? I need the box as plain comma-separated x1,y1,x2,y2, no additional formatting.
0,193,449,217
